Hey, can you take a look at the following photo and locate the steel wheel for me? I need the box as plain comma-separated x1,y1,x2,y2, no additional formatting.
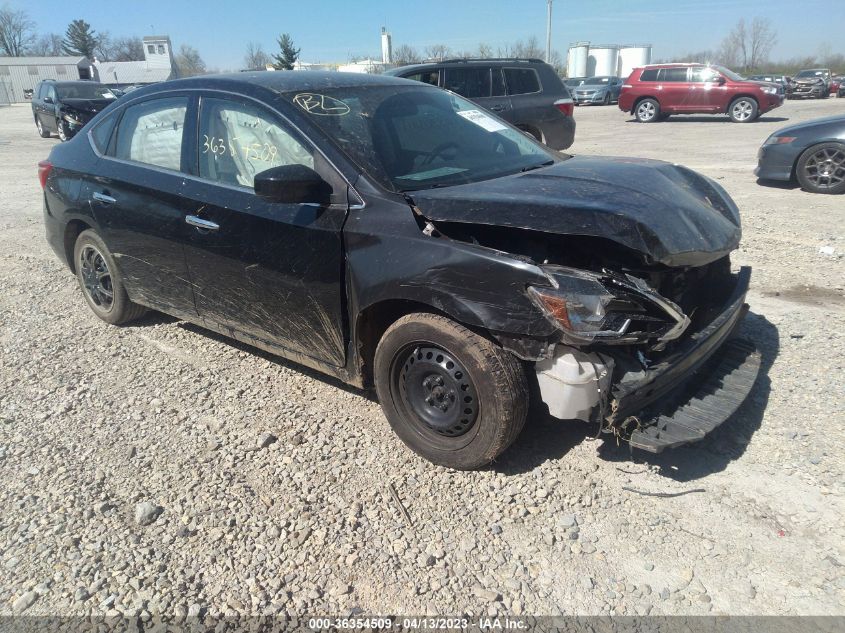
79,245,114,312
394,345,479,441
800,145,845,192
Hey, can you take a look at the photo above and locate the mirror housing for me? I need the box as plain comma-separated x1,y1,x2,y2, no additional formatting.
43,96,54,104
711,75,726,85
254,164,332,205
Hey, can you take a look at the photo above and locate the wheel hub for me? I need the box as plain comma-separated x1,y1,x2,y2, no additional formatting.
398,346,478,437
79,245,114,310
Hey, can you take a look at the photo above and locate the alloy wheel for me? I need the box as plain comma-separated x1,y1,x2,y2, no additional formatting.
79,245,114,311
57,120,67,141
395,345,479,439
804,147,845,189
637,101,656,121
37,119,44,135
732,100,754,121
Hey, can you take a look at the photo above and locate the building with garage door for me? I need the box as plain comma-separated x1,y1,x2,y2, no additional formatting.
0,56,94,103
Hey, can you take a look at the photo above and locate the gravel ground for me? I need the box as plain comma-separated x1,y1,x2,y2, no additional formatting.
1,98,844,619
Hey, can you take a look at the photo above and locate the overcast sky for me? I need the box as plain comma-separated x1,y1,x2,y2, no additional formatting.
13,0,845,70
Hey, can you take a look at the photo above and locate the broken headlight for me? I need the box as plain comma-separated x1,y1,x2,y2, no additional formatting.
528,267,690,346
62,111,83,126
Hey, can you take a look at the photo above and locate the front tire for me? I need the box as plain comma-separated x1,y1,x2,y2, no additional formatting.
73,230,147,324
729,97,758,122
635,98,660,123
374,313,528,470
36,117,50,138
795,142,845,194
56,119,69,141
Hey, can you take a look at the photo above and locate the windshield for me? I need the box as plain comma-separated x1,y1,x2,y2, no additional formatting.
796,69,827,78
285,85,555,192
56,83,116,100
713,66,745,82
583,76,611,85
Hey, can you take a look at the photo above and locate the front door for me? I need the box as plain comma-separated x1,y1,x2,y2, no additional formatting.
687,67,727,112
179,95,348,367
90,94,198,319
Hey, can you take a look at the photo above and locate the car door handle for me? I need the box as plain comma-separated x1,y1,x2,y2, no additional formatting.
185,215,219,231
92,192,117,205
489,104,505,111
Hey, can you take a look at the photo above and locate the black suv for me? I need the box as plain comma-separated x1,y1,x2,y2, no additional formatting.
386,58,575,150
32,80,117,141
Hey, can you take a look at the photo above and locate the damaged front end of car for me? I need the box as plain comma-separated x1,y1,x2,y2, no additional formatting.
407,156,761,453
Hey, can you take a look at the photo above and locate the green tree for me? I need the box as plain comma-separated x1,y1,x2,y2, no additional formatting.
62,19,98,59
272,33,300,70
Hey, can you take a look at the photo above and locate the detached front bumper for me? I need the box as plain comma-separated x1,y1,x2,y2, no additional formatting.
608,266,759,451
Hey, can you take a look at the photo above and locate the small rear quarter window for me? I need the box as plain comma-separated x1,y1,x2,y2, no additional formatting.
504,68,541,95
90,112,117,153
639,69,658,82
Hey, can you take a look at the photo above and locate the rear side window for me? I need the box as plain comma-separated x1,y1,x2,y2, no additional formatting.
90,112,117,153
443,67,492,98
658,68,689,82
404,70,439,86
639,69,658,81
491,68,506,96
112,96,188,171
504,68,541,95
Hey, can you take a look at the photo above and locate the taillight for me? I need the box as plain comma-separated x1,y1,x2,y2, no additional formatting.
38,160,52,189
554,98,574,117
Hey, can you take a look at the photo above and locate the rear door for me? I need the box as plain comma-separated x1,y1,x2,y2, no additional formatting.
656,67,693,111
442,66,512,120
178,93,349,367
89,93,198,319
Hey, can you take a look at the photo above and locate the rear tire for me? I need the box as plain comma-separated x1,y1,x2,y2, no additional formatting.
36,117,50,138
73,230,147,325
634,98,660,122
729,97,758,122
795,142,845,195
374,313,528,470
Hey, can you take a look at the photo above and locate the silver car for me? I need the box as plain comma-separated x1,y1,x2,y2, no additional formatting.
573,76,623,105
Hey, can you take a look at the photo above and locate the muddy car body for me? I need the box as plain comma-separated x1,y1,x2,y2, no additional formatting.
38,72,760,469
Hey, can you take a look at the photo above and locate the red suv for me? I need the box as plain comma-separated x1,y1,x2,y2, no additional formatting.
619,63,784,123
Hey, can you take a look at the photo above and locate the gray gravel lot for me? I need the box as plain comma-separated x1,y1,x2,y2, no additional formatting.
1,98,844,618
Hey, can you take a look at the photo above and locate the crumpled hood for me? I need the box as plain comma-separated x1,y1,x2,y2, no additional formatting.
61,98,113,116
411,155,742,267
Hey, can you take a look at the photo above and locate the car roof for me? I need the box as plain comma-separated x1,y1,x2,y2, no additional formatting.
159,70,415,93
641,63,705,68
387,58,545,74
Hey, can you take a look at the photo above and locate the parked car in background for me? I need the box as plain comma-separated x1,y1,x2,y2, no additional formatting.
38,71,759,468
31,80,117,141
572,76,623,105
756,115,845,194
790,69,832,99
749,74,795,97
387,58,575,150
619,63,783,123
830,76,843,97
563,76,587,89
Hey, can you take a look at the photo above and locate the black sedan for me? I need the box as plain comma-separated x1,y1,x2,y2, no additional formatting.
756,115,845,194
38,72,760,469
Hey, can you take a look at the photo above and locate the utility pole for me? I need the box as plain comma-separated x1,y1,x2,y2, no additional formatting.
546,0,553,63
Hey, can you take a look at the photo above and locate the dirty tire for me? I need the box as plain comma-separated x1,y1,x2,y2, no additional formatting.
73,230,147,325
795,142,845,195
56,119,69,141
36,117,51,138
729,97,758,122
374,313,528,470
635,98,660,122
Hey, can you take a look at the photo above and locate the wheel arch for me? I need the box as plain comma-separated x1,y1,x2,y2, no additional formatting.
792,139,845,182
726,93,760,111
63,219,94,273
631,95,659,114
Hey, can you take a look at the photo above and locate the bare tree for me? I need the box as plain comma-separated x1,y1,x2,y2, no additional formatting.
244,41,270,70
0,4,36,56
424,44,451,61
512,36,545,59
175,44,206,77
719,18,747,69
748,17,776,71
95,33,144,62
30,33,64,56
392,44,420,65
476,43,493,58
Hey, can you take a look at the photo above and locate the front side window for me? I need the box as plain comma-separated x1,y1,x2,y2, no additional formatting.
198,97,313,188
658,68,689,82
443,67,492,99
690,67,721,83
46,86,57,102
287,86,554,192
504,68,541,95
113,96,187,171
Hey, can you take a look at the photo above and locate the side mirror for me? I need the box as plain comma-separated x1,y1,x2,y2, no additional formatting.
43,96,53,104
254,164,332,205
711,75,726,85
